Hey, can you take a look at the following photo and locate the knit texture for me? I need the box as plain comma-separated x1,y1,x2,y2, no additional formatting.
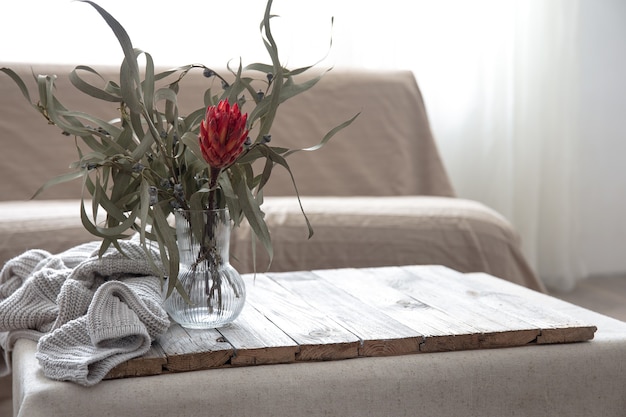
0,237,170,386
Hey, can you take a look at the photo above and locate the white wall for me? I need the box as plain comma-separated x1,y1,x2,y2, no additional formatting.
0,0,337,68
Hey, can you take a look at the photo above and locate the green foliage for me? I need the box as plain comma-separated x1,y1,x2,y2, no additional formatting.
0,0,358,298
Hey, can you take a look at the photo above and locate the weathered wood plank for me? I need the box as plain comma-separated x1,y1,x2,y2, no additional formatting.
312,267,547,351
268,270,424,357
312,268,485,352
358,266,545,349
217,302,300,366
244,274,361,361
366,266,532,332
463,271,597,343
157,323,233,372
414,266,587,328
537,327,597,344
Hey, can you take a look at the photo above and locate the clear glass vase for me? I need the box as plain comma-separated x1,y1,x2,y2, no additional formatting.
163,208,245,329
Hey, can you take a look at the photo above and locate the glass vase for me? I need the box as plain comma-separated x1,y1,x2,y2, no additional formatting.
163,208,245,329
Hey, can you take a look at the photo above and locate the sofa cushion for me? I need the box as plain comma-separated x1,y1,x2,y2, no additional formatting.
230,196,544,292
0,200,96,267
0,197,544,292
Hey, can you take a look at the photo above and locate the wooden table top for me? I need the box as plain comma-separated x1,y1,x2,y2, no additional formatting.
105,265,597,380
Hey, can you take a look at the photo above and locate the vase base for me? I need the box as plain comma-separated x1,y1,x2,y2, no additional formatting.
167,307,242,330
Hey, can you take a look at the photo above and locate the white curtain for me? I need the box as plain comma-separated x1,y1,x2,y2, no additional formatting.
382,0,588,291
326,0,625,291
3,0,626,291
394,0,626,291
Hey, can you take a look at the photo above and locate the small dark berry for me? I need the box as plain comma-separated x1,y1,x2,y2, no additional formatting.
96,127,110,136
148,186,158,205
173,183,184,199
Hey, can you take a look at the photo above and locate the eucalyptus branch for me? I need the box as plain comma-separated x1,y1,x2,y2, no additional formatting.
0,0,358,305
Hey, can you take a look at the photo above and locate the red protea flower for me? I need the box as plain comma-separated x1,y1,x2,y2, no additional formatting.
199,99,249,169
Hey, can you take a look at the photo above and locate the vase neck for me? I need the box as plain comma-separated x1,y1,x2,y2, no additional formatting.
175,209,231,266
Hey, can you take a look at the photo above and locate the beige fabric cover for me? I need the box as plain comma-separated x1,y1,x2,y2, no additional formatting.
230,196,542,291
8,284,626,417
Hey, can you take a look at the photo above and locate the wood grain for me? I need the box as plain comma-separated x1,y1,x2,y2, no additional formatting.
245,274,361,361
267,270,424,357
158,323,232,372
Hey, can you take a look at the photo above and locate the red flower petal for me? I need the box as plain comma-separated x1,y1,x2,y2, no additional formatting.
198,99,249,169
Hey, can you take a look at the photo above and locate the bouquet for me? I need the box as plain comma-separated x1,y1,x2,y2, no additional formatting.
1,0,358,299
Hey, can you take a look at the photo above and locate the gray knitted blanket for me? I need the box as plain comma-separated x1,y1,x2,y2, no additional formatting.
0,238,170,386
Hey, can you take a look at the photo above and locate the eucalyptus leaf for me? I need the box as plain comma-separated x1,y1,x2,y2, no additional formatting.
233,165,273,263
180,131,203,161
31,170,86,199
284,111,361,157
243,63,274,74
69,66,121,102
139,179,152,243
256,144,313,238
159,86,178,124
141,51,156,122
120,58,143,114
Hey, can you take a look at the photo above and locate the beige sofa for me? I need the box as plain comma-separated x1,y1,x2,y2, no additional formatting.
0,65,543,291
